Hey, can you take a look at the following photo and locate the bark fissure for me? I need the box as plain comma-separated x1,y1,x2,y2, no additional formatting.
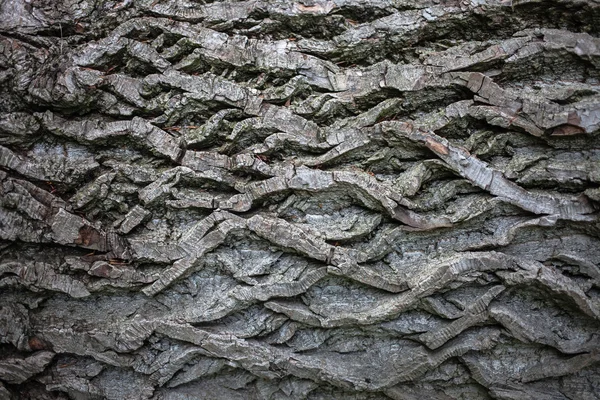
1,0,600,399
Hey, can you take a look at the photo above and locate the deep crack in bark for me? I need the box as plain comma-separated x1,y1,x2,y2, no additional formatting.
1,0,600,399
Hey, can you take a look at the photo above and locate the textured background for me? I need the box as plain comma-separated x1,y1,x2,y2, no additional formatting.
1,0,600,399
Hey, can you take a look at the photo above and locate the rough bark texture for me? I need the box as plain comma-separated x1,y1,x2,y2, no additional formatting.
1,0,600,399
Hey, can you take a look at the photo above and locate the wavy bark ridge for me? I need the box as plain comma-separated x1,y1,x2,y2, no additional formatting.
1,0,600,399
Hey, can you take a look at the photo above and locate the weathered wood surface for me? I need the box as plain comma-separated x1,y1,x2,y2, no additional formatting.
1,0,600,398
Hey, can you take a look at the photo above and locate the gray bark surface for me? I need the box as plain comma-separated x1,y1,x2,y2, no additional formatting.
1,0,600,398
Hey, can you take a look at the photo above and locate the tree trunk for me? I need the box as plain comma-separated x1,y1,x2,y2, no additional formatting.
1,0,600,399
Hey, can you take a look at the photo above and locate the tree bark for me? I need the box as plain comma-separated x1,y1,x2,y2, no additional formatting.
1,0,600,399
